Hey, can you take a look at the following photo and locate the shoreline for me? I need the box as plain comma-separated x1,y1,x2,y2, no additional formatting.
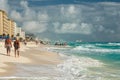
1,41,118,80
0,42,63,77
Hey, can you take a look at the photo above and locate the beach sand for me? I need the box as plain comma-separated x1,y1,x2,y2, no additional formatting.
0,41,62,78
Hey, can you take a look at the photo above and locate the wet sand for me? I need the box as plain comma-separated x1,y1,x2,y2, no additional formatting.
0,42,63,77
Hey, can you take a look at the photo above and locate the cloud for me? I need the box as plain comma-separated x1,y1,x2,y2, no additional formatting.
54,22,93,35
20,0,28,9
37,11,49,22
0,0,9,12
67,5,76,14
99,2,120,6
19,1,49,33
61,5,79,19
10,10,22,22
22,21,47,33
6,0,50,34
20,1,37,21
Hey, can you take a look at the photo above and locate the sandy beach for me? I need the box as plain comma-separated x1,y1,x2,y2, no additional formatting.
0,41,63,78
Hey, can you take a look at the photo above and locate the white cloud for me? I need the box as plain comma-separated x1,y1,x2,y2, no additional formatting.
0,0,9,12
8,0,49,33
97,2,120,16
79,23,93,35
37,12,49,22
20,1,37,21
99,2,120,6
54,22,92,35
22,21,47,33
68,5,76,14
20,0,28,9
59,23,77,33
61,5,78,19
10,10,22,22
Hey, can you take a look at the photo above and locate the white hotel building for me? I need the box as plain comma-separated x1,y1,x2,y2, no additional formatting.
14,24,25,39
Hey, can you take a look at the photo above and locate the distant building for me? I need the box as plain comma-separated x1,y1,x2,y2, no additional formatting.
15,27,25,39
0,10,25,39
14,22,17,37
8,19,15,37
21,30,25,39
0,10,15,37
0,10,9,36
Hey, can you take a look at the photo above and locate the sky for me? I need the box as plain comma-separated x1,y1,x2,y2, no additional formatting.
0,0,120,42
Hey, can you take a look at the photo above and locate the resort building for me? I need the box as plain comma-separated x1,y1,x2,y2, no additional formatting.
14,22,17,37
0,10,26,39
0,10,9,36
16,27,25,39
8,19,15,37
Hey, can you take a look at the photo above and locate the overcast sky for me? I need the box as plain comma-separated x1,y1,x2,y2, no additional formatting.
0,0,120,42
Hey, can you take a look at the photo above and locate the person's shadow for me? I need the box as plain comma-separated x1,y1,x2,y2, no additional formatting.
0,53,7,56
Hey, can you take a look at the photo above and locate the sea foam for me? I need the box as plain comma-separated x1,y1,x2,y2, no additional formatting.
56,55,103,80
73,45,120,53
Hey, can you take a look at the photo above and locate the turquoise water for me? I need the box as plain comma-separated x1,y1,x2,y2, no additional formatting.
69,42,120,68
50,42,120,80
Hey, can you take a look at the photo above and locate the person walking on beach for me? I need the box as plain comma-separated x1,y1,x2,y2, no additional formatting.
24,40,27,45
5,37,12,56
13,38,20,57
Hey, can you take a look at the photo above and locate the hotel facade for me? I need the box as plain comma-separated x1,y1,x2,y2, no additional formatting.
0,10,25,39
0,10,9,36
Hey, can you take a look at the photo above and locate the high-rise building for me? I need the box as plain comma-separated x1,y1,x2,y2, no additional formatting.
0,10,9,36
0,10,15,37
0,10,25,39
8,19,15,37
14,22,17,36
0,10,3,35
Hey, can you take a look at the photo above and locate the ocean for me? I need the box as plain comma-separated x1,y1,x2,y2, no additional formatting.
48,42,120,80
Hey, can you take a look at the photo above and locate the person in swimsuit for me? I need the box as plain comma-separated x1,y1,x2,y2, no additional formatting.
13,38,20,57
5,37,12,56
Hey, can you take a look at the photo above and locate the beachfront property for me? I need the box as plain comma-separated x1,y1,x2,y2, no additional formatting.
0,10,9,36
16,27,26,40
0,10,25,39
7,19,15,37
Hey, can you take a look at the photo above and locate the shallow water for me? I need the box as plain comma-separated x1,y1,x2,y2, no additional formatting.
47,42,120,80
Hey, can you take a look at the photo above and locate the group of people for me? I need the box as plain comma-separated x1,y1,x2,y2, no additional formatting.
4,36,20,57
55,42,67,46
